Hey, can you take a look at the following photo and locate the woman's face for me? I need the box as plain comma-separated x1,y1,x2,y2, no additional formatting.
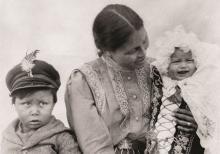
109,27,149,69
168,49,197,80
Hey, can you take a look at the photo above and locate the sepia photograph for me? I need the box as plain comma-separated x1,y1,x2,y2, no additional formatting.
0,0,220,153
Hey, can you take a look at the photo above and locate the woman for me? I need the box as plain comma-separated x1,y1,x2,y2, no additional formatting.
65,4,198,154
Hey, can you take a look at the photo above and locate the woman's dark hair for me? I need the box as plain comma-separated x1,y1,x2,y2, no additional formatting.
93,4,144,56
11,87,58,104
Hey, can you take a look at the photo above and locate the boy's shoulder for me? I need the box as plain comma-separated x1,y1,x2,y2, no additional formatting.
55,129,77,144
53,128,81,154
41,116,77,142
2,118,20,136
1,118,21,146
48,116,76,140
43,117,81,153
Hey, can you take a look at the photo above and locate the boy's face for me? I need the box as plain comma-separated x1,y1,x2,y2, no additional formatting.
14,89,55,133
168,49,197,80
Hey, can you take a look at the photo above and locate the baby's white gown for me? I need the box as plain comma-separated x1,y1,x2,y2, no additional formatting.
179,65,220,154
152,25,220,154
155,63,220,154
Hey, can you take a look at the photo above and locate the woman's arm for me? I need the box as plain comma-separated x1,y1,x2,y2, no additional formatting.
65,70,115,154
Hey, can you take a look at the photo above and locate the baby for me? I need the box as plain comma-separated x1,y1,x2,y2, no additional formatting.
1,51,81,154
149,26,220,154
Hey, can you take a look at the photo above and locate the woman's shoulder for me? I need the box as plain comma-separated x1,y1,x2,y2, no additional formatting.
149,64,162,79
70,58,104,74
148,64,163,89
144,56,160,75
70,58,107,80
66,58,105,90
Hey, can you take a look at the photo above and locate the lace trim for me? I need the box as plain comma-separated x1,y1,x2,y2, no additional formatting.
135,67,151,118
106,65,129,116
103,56,152,124
104,58,153,116
154,99,178,153
198,115,215,139
80,64,106,114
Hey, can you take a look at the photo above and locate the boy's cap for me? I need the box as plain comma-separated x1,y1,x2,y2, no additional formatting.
6,60,61,95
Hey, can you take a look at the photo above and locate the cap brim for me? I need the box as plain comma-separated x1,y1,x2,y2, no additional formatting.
10,84,57,95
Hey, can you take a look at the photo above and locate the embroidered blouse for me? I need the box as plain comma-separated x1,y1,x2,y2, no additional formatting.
65,56,162,154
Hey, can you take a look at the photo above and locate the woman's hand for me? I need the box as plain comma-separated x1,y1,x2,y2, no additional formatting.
173,108,197,133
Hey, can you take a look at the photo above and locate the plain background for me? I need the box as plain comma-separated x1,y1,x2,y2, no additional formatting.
1,0,220,140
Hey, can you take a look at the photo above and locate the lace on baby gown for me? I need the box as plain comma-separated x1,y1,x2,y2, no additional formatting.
153,85,182,154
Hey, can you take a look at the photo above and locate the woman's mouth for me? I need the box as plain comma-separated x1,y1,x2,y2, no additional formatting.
136,57,145,65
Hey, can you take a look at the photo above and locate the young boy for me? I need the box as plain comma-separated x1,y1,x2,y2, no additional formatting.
1,51,81,154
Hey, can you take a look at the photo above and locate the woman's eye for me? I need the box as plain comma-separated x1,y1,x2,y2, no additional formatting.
126,49,136,55
134,47,139,51
134,46,141,52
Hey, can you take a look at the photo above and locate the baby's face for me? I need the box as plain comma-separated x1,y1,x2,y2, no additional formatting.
14,89,55,133
167,49,196,80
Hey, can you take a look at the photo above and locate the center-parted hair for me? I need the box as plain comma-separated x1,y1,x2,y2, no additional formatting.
92,4,144,56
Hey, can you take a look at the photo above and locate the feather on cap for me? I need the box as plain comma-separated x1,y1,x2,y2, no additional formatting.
6,50,61,95
21,50,39,77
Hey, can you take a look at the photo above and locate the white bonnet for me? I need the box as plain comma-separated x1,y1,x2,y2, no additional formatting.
152,25,219,75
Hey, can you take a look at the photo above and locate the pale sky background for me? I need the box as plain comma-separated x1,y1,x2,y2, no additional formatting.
1,0,220,139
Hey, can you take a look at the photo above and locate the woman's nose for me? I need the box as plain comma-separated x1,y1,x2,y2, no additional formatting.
138,46,146,57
